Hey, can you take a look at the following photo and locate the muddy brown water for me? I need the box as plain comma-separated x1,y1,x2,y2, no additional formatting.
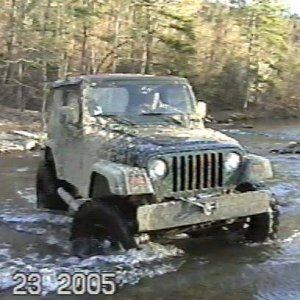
1,120,300,299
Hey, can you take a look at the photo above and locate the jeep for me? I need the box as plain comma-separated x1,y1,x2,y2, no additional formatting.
36,74,279,256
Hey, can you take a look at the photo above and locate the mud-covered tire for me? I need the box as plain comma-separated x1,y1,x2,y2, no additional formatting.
36,161,68,211
245,201,279,242
70,201,137,257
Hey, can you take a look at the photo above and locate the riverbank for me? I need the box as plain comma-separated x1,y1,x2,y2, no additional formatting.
0,105,43,153
1,103,300,153
209,103,300,125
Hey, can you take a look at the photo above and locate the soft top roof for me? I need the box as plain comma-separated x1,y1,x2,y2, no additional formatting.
50,73,188,89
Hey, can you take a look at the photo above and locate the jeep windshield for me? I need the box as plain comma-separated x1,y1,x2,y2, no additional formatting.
84,81,195,117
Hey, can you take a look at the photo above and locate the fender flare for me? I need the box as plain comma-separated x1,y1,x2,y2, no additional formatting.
240,154,273,183
89,160,154,197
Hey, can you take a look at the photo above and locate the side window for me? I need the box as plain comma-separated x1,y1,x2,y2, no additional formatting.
54,89,64,106
63,88,81,124
45,89,54,124
48,89,63,126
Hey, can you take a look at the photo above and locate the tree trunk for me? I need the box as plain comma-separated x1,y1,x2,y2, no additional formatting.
17,62,25,112
111,13,121,73
3,0,17,84
243,9,257,110
80,24,88,74
41,60,48,132
141,5,152,74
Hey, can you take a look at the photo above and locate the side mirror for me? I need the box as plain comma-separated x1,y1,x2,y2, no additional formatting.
59,107,78,125
196,101,207,119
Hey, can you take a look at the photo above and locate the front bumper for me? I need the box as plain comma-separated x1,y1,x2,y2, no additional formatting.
137,191,273,232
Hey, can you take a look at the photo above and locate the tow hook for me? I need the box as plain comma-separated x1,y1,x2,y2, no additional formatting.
179,197,218,216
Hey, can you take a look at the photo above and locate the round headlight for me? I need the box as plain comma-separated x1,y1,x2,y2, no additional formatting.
148,159,167,180
224,152,241,173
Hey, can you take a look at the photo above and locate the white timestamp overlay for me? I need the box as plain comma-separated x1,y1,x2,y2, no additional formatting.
12,271,117,295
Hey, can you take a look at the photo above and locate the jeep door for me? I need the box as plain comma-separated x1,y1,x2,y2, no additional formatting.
55,87,84,187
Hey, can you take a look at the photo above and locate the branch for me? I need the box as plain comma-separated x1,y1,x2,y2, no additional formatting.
96,40,130,72
0,58,41,67
5,78,40,91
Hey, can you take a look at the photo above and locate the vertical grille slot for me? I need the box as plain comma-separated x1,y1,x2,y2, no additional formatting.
171,151,225,192
180,156,186,191
172,156,178,192
218,153,223,187
211,153,216,188
188,155,194,190
195,154,201,190
203,153,209,188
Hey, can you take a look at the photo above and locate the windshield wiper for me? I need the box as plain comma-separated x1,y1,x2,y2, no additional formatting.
141,112,185,126
140,112,164,116
95,114,135,126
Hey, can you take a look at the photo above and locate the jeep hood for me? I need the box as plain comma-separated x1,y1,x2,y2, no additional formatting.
103,125,244,166
133,126,240,146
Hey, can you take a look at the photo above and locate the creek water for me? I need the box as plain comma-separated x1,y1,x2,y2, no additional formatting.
1,120,300,299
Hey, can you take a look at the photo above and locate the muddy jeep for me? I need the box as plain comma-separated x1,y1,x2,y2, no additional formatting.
36,74,279,256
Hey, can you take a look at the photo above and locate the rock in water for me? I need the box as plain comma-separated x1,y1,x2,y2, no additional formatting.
24,140,38,151
270,141,300,154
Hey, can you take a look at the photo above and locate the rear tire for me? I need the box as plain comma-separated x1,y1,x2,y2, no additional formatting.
245,201,279,242
70,201,137,257
36,161,68,211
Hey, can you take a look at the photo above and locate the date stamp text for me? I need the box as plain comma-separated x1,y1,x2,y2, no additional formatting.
12,271,117,295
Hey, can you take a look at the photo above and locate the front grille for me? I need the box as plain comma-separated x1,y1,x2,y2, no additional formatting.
172,152,224,192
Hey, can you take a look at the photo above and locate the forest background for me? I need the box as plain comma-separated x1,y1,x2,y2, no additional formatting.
0,0,300,120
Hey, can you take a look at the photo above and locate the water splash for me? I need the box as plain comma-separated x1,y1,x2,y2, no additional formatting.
16,167,30,173
0,242,184,295
0,199,185,295
280,230,300,244
17,187,36,204
0,212,72,226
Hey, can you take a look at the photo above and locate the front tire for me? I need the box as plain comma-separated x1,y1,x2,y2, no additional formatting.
188,184,280,242
245,200,279,242
70,201,137,257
